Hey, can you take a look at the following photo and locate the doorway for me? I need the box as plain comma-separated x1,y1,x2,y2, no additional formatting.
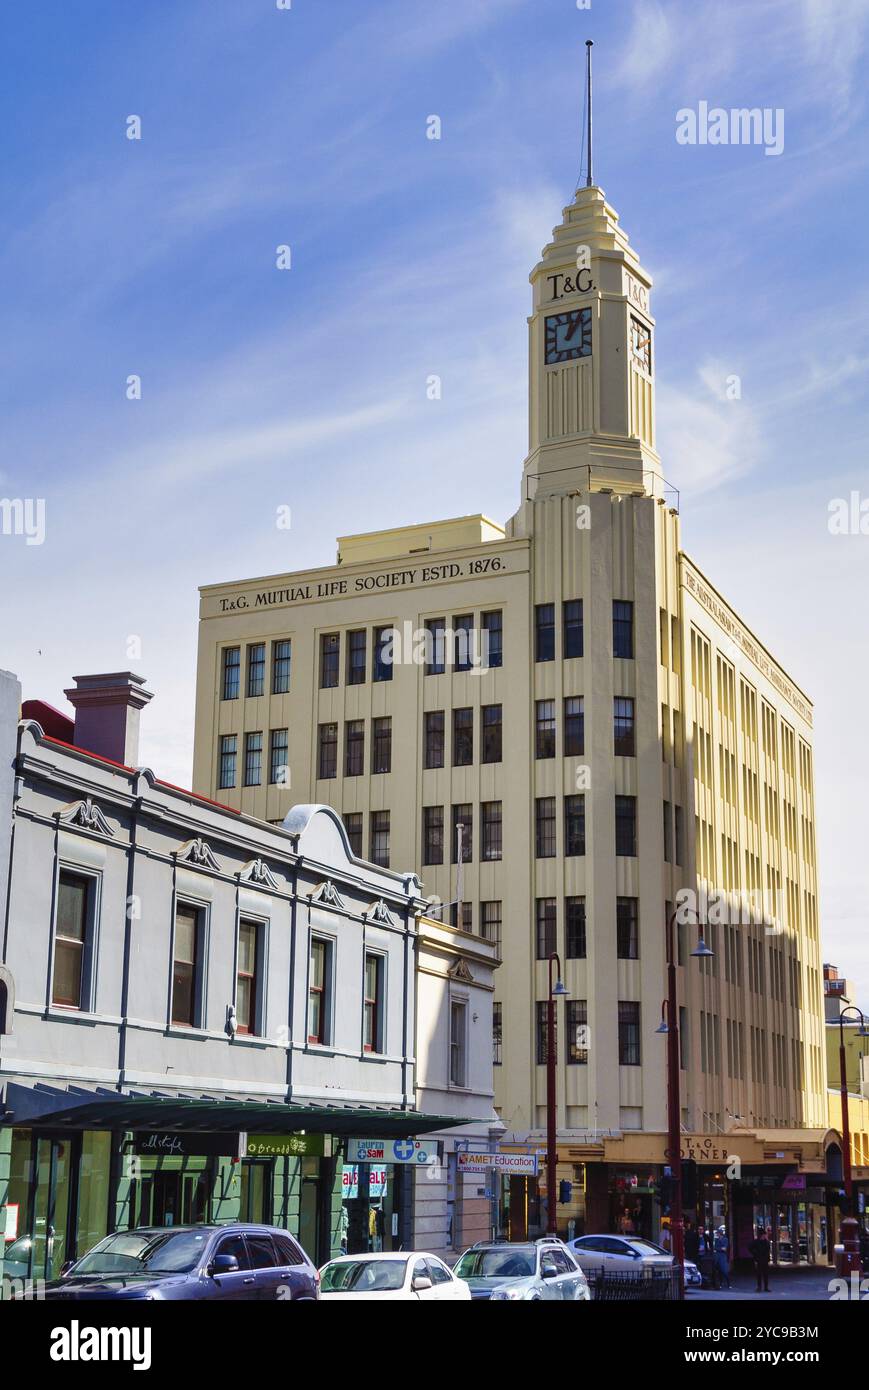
129,1161,212,1228
30,1136,76,1281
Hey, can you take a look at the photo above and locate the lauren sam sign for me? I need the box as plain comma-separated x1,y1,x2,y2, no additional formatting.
457,1152,539,1176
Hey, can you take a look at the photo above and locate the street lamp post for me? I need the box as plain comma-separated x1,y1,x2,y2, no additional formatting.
658,908,714,1299
836,1004,869,1275
546,953,569,1235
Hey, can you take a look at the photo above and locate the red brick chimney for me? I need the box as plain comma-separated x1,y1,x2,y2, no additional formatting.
63,672,154,767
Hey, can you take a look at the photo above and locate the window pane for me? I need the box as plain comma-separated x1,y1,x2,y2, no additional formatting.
564,697,584,757
536,700,555,759
272,640,292,694
563,600,583,659
535,604,555,662
482,611,503,668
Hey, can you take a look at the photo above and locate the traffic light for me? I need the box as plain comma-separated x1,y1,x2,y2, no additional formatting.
559,1179,573,1204
659,1173,675,1213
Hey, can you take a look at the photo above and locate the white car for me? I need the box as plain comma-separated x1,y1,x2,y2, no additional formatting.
319,1251,471,1302
453,1239,591,1301
567,1234,675,1274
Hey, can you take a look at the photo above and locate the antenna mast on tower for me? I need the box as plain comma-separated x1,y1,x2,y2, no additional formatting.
585,39,594,188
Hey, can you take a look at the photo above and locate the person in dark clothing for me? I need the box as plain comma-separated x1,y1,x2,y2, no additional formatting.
684,1222,700,1263
748,1227,771,1291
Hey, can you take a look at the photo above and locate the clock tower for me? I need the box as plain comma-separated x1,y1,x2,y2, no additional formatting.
520,184,660,502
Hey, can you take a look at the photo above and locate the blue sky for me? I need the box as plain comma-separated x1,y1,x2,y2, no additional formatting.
2,0,868,999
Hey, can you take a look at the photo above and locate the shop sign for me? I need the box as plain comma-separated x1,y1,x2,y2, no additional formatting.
342,1164,359,1199
132,1132,238,1158
244,1134,330,1159
780,1173,806,1191
369,1167,387,1198
347,1138,439,1166
674,1136,733,1163
457,1152,539,1176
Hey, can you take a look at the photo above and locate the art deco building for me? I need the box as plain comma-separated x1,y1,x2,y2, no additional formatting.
192,182,832,1252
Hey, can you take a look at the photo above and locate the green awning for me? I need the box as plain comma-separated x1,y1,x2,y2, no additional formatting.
3,1083,478,1138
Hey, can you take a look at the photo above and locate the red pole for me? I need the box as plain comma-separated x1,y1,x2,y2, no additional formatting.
666,911,685,1299
546,955,558,1234
840,1036,853,1210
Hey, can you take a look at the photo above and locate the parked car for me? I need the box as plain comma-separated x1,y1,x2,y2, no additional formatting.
567,1234,675,1275
319,1252,470,1301
35,1225,319,1301
683,1258,702,1288
453,1238,590,1301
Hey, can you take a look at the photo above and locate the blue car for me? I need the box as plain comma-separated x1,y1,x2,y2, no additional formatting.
38,1224,319,1301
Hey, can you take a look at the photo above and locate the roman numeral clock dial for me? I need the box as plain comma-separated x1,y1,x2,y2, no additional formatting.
544,307,592,365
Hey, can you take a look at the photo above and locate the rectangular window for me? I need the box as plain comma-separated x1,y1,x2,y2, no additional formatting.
564,697,584,756
425,618,446,675
222,647,241,701
373,625,394,682
567,999,589,1064
535,700,556,759
616,897,639,959
318,722,338,779
269,728,288,785
343,812,363,857
424,710,445,769
535,604,555,662
236,920,260,1035
346,629,367,686
372,717,392,774
320,633,340,688
172,903,201,1027
450,901,473,932
481,801,502,861
422,806,444,865
345,720,365,777
615,795,637,856
364,952,384,1052
244,731,263,787
536,898,557,959
308,938,332,1044
453,615,474,673
272,639,292,694
482,610,503,668
218,734,237,789
450,1000,467,1086
52,871,90,1008
452,708,473,766
565,795,586,856
247,643,266,698
481,704,502,763
613,600,634,659
563,599,583,659
493,1002,503,1066
566,897,586,959
618,1001,641,1065
452,804,473,863
481,901,502,954
535,797,556,857
536,1001,550,1065
663,800,672,863
613,696,636,756
370,811,390,867
674,805,684,866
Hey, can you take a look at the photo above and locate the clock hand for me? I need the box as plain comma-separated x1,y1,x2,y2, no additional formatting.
563,316,582,343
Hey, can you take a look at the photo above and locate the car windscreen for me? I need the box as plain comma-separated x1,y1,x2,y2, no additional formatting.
628,1239,669,1256
72,1230,209,1276
454,1248,535,1279
320,1259,407,1292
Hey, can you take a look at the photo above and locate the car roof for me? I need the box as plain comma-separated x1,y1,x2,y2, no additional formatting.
321,1251,429,1265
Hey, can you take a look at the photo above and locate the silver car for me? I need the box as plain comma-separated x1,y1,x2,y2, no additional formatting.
567,1234,674,1275
453,1238,590,1301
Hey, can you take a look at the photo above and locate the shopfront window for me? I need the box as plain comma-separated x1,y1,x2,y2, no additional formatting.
77,1131,111,1260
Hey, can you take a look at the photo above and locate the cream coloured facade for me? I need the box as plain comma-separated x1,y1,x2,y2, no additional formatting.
192,185,826,1203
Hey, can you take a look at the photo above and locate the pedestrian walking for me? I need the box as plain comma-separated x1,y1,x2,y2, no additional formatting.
748,1227,771,1291
713,1226,731,1289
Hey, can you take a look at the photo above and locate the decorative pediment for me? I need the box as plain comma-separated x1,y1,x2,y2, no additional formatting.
448,958,475,984
174,837,221,872
310,879,345,910
239,858,279,889
57,798,114,837
366,898,396,927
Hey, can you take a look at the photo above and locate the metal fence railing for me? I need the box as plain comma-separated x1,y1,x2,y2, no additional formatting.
591,1266,682,1302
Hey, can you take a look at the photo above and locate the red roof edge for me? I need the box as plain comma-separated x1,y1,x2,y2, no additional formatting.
37,734,241,816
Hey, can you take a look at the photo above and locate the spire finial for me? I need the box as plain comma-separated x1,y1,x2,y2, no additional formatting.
585,40,594,188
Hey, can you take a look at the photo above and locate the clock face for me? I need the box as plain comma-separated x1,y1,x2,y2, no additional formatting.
545,308,592,365
630,315,652,375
